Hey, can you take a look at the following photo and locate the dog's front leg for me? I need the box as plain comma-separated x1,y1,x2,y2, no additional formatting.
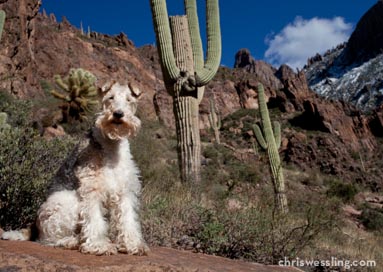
115,191,149,255
78,190,117,255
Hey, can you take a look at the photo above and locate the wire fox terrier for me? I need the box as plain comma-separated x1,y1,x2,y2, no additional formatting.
1,81,149,256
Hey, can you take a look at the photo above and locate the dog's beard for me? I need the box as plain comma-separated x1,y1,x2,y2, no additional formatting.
95,113,141,140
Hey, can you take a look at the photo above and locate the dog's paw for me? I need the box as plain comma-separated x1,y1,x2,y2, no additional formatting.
55,236,79,250
80,241,117,256
117,241,149,256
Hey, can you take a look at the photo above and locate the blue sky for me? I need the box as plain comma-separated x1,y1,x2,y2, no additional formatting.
41,0,377,69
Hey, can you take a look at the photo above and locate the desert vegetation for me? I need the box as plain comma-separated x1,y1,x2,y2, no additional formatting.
1,86,382,270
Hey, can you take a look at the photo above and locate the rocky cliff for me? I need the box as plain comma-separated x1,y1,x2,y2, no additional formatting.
0,0,161,120
305,0,383,112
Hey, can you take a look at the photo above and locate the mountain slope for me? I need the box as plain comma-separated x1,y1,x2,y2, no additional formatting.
304,0,383,112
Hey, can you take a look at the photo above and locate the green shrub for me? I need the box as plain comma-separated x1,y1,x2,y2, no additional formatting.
326,180,358,203
360,208,383,232
0,96,77,229
0,127,77,229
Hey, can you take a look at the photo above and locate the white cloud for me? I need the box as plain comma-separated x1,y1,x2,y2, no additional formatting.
264,16,352,69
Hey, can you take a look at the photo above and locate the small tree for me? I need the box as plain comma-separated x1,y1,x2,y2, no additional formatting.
150,0,222,183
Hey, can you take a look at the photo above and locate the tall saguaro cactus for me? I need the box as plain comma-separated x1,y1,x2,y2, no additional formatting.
253,83,288,213
0,10,6,42
150,0,221,183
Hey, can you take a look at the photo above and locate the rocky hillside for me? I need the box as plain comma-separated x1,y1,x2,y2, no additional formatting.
1,0,382,188
304,0,383,112
0,0,160,121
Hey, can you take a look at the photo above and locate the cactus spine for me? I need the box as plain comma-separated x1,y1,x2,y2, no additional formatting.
0,10,6,42
50,68,99,122
150,0,221,183
253,83,288,213
208,98,221,144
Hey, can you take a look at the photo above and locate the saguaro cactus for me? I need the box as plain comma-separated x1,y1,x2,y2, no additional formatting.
0,112,11,132
208,98,221,144
150,0,221,183
253,83,288,213
0,10,6,41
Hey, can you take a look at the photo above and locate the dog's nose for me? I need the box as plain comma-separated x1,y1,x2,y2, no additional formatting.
113,110,124,119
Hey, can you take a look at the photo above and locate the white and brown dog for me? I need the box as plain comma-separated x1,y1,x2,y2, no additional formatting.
1,82,148,256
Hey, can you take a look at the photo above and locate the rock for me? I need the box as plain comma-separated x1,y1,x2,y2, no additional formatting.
0,0,41,96
227,199,242,211
365,196,383,204
275,64,310,111
234,48,255,70
43,125,66,139
290,99,376,151
153,87,174,128
0,241,304,272
342,0,383,65
368,107,383,137
306,53,323,66
342,205,362,217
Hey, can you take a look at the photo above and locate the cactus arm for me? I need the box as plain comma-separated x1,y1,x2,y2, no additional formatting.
273,121,281,149
195,0,221,86
184,0,204,71
150,0,181,81
50,90,69,101
54,75,69,92
253,124,267,150
0,10,5,41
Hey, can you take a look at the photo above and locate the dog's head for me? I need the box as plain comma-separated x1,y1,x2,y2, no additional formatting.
95,81,141,140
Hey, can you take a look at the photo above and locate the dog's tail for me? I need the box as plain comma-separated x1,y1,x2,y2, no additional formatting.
1,228,32,241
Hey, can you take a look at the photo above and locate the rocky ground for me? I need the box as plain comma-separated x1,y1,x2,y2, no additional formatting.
0,240,302,272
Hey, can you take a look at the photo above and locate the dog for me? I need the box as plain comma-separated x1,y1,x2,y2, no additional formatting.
1,81,148,256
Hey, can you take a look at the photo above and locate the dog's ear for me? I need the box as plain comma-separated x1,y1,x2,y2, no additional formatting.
98,80,117,97
128,82,142,99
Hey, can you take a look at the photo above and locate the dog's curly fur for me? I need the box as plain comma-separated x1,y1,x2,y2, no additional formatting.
1,82,148,256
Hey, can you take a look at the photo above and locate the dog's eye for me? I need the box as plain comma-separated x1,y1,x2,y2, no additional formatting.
109,96,114,100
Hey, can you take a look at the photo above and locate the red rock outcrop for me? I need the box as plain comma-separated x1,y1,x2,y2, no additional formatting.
290,99,375,151
0,0,41,96
0,0,159,120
